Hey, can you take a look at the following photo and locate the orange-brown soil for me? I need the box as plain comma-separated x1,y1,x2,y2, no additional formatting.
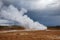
0,26,60,40
0,30,60,40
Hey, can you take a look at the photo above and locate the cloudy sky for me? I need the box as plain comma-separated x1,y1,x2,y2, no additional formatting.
0,0,60,26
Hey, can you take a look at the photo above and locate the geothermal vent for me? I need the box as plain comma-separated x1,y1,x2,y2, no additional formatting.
0,0,47,30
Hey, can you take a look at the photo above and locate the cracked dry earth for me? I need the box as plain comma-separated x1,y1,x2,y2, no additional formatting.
0,30,60,40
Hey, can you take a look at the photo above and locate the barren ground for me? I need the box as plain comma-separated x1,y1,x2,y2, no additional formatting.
0,27,60,40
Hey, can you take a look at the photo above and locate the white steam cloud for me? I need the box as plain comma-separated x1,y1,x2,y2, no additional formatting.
0,5,47,30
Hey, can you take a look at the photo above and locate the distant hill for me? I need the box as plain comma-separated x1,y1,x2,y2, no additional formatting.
0,25,60,30
47,26,60,27
0,25,25,31
48,26,60,30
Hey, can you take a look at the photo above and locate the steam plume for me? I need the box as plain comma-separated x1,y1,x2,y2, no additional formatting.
0,5,47,30
0,0,47,30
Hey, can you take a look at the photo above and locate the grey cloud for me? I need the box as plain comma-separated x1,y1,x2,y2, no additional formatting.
2,0,60,10
40,16,60,26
